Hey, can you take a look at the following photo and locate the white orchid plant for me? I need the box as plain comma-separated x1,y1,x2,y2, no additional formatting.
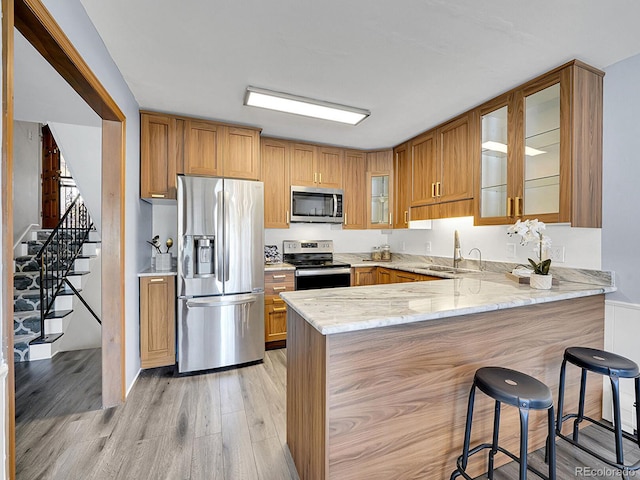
507,219,552,275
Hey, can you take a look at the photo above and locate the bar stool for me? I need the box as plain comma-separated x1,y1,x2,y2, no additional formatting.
556,347,640,474
451,366,556,480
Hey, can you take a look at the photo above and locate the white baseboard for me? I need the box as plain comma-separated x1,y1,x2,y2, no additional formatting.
126,368,141,398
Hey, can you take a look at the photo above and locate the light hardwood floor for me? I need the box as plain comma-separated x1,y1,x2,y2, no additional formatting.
15,348,640,480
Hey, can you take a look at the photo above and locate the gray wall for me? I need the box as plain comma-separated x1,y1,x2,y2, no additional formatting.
602,53,640,303
12,121,41,244
43,0,150,391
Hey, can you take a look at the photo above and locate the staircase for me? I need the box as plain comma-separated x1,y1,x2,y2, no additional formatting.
13,228,101,363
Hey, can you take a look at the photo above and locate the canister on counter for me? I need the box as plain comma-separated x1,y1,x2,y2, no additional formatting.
381,244,391,261
371,246,382,261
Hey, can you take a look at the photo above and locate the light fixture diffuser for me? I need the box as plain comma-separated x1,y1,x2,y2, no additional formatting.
244,86,370,125
482,141,546,157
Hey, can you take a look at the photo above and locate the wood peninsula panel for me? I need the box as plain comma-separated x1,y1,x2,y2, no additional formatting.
287,309,327,480
288,295,605,480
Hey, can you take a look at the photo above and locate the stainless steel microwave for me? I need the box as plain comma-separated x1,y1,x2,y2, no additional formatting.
290,186,344,223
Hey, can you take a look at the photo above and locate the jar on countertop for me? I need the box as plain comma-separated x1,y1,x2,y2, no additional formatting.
371,246,382,261
381,244,391,261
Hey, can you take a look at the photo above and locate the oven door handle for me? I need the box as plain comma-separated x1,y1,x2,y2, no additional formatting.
295,267,351,277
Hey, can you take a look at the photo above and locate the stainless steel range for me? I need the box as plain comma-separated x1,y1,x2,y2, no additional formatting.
283,240,351,290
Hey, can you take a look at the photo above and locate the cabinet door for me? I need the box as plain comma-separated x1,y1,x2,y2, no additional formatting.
225,126,261,180
438,114,473,203
352,267,377,286
290,143,317,187
265,298,287,342
377,268,393,284
140,113,178,200
343,150,366,229
317,146,343,188
476,96,513,225
366,151,393,229
262,138,290,228
140,276,176,368
393,143,411,228
394,271,417,283
411,131,437,206
184,120,222,176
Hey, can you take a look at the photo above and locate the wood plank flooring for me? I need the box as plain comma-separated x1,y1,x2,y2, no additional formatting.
14,347,640,480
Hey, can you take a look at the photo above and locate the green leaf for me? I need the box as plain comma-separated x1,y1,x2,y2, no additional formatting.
540,258,552,275
528,258,540,273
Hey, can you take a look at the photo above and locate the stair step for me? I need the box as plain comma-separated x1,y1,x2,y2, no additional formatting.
14,312,41,336
14,334,39,363
46,309,73,319
30,332,64,345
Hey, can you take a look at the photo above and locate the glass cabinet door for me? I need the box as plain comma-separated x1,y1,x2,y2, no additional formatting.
523,83,560,216
370,174,390,226
480,104,509,219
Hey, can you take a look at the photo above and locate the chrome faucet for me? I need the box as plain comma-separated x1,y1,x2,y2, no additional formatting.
468,247,482,271
453,230,463,268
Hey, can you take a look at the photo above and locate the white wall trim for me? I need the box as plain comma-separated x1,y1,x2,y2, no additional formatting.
12,222,39,251
126,368,141,398
605,299,640,310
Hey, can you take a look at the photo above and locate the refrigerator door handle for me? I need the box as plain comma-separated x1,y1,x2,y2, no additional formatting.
223,189,231,282
186,293,260,309
216,189,224,283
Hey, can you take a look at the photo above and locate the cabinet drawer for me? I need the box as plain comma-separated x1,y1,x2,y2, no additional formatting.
265,271,294,295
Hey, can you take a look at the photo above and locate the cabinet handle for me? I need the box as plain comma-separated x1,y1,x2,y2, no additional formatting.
273,297,285,304
314,172,318,183
272,307,287,313
436,182,442,197
319,173,322,184
507,197,513,217
273,286,287,291
150,278,165,283
431,183,436,198
344,212,348,226
389,213,393,226
515,196,522,217
151,194,165,198
272,274,286,279
404,210,408,224
286,210,290,225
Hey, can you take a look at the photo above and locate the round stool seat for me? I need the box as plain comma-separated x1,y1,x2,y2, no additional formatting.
475,367,553,410
565,347,640,378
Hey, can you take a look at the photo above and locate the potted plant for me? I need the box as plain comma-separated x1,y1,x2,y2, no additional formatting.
507,219,553,289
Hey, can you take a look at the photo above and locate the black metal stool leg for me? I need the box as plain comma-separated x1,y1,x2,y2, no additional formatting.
610,374,625,465
547,406,556,480
556,359,567,434
519,407,530,480
461,382,477,471
573,368,587,441
635,377,640,449
488,400,500,480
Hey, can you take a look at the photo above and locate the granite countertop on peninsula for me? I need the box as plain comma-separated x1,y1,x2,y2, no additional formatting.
138,266,177,277
280,270,615,335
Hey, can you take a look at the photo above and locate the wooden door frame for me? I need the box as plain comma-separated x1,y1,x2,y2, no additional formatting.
3,1,127,478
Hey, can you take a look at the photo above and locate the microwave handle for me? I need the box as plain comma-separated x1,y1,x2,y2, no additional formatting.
333,194,338,217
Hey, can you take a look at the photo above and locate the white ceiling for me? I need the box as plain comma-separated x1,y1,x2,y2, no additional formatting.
79,0,640,149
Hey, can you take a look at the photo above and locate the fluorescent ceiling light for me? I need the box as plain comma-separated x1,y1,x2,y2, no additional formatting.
482,141,546,157
244,86,370,125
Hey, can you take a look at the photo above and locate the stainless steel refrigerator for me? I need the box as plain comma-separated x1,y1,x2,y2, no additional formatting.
177,175,264,373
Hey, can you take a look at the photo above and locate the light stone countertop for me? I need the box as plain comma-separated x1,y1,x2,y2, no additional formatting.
280,272,615,335
138,266,177,277
264,263,295,272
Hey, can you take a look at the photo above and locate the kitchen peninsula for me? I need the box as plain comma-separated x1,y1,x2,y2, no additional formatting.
281,274,614,479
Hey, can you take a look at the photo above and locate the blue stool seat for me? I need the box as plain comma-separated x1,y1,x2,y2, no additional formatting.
557,347,640,474
451,367,556,480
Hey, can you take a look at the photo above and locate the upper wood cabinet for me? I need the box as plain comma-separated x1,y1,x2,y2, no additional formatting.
290,143,343,188
184,119,222,177
366,150,393,229
225,126,261,180
140,111,261,201
342,150,366,229
475,61,603,227
393,143,411,229
140,112,181,200
411,113,474,207
261,138,291,229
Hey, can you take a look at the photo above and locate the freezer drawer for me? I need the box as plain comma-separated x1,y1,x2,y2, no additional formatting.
178,293,265,373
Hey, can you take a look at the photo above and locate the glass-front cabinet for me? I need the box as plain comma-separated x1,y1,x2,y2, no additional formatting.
369,173,390,227
476,61,603,227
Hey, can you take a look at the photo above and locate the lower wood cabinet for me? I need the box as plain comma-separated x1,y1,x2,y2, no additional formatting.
265,270,295,344
139,276,176,368
352,266,441,286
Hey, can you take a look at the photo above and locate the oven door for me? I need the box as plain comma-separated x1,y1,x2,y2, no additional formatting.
295,267,352,290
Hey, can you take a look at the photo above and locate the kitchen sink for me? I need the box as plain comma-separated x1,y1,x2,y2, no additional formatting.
426,265,458,273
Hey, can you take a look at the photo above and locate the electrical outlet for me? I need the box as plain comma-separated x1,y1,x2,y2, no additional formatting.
548,246,565,263
506,243,516,258
425,241,431,253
